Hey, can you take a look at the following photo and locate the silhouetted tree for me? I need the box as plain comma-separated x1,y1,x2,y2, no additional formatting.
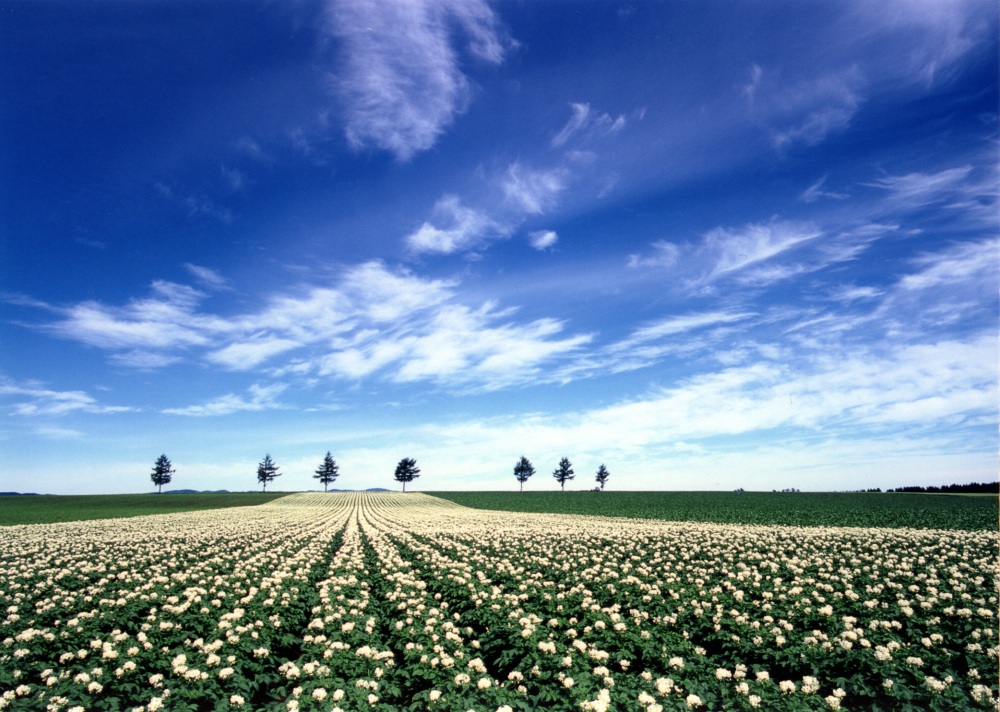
394,457,420,492
553,457,574,491
513,456,535,492
595,463,610,491
257,454,281,492
314,452,339,492
150,454,174,494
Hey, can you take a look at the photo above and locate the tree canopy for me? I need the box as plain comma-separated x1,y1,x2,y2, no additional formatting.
553,457,575,491
595,463,610,491
394,457,420,492
150,454,174,494
256,454,281,492
513,456,535,492
314,452,340,492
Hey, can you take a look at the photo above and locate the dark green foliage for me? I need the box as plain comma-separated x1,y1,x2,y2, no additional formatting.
0,493,288,526
513,455,535,492
889,481,998,493
594,463,610,491
256,453,281,492
552,457,574,491
149,454,175,494
394,457,420,492
431,490,999,531
314,452,340,492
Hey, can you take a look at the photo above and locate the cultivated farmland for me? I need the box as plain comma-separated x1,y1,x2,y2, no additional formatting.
1,492,996,711
0,493,288,527
432,491,1000,532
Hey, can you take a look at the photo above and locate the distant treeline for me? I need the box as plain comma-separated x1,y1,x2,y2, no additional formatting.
887,482,999,494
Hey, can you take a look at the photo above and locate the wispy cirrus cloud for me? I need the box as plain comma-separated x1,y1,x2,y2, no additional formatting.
898,238,996,292
799,175,849,203
184,264,229,290
412,331,994,491
528,230,558,251
501,163,566,215
865,166,974,209
406,163,565,255
17,261,593,394
551,102,626,147
44,281,214,351
629,221,824,287
745,64,865,151
0,381,133,417
407,97,635,258
702,221,823,281
320,302,591,391
326,0,512,161
162,383,288,417
406,195,507,254
848,0,991,87
615,311,757,350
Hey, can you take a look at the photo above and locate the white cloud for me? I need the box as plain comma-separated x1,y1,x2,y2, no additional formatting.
551,102,628,148
406,195,506,254
110,351,184,370
184,264,228,290
829,285,885,302
163,383,288,417
629,221,825,287
502,163,565,215
552,103,590,147
407,162,567,257
34,426,84,439
528,230,558,250
326,0,511,160
417,333,995,466
318,302,592,391
628,240,680,269
45,280,212,351
747,64,865,150
207,337,303,370
898,238,996,292
702,221,822,281
26,261,594,394
799,175,848,203
849,0,990,87
615,311,756,350
866,166,973,208
0,382,132,417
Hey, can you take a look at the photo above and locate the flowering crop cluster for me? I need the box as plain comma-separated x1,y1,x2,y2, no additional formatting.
1,493,997,711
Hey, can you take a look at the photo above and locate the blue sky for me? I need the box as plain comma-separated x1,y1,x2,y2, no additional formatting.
1,0,996,494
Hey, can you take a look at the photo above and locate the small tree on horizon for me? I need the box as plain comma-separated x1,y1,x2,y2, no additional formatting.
394,457,420,492
314,452,340,492
553,457,575,491
513,455,535,492
150,454,174,494
257,454,281,492
595,463,610,491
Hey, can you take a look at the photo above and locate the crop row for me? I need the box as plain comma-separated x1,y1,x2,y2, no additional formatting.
1,493,997,711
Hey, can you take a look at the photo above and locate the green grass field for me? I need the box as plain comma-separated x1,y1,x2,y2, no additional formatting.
0,492,289,526
432,490,999,531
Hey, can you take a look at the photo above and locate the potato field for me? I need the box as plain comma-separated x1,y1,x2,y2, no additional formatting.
1,492,997,711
